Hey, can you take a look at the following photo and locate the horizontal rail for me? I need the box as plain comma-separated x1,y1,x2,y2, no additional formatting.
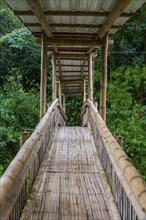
0,99,67,220
82,99,146,220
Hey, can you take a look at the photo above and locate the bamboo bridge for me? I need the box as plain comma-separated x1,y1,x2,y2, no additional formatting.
1,0,146,220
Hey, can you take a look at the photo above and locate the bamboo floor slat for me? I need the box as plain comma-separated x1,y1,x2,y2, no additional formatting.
25,126,119,220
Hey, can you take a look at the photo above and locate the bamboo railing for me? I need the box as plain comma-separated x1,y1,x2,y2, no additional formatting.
0,99,67,220
82,99,146,220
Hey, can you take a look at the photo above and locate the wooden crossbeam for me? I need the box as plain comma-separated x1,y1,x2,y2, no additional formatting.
25,0,52,37
98,0,132,39
54,53,88,60
47,39,113,47
61,79,82,84
65,93,82,97
48,47,92,53
24,22,122,29
56,70,88,73
56,64,88,67
14,10,134,17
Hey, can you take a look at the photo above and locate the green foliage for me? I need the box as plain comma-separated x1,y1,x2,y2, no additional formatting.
0,27,41,90
0,79,39,176
0,0,21,35
66,97,83,126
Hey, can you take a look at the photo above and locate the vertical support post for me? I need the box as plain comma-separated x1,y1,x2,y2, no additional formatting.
40,31,47,118
83,77,86,103
63,94,66,113
52,51,57,101
100,34,109,121
58,80,62,105
88,53,93,100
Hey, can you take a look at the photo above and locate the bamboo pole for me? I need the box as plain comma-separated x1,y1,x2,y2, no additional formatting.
40,31,47,118
88,53,93,100
83,78,86,103
58,81,62,106
100,34,109,122
52,52,57,101
63,94,66,113
20,131,33,148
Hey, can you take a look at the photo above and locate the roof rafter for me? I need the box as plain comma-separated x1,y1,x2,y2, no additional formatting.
14,10,134,17
47,39,113,47
25,0,52,38
98,0,132,39
24,22,122,29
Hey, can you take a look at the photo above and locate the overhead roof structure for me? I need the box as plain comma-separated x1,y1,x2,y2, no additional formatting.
5,0,145,96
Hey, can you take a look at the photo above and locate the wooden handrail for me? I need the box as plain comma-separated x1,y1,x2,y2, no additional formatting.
0,98,66,219
82,99,146,220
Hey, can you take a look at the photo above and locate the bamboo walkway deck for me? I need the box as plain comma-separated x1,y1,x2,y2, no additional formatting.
21,126,120,220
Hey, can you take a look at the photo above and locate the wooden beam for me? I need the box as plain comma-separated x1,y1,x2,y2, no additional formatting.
61,79,82,84
81,58,87,79
88,53,93,100
48,47,90,52
65,93,82,97
47,38,113,47
100,34,109,121
25,22,122,29
60,75,88,78
56,64,88,67
54,53,88,60
14,10,134,17
57,71,88,73
98,0,132,39
62,94,66,113
58,59,63,80
25,0,52,37
52,52,57,101
86,46,97,54
40,31,47,118
83,78,86,103
58,81,62,105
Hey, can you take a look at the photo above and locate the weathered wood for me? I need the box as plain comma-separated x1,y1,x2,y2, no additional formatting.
25,0,52,37
47,38,114,47
58,81,62,105
25,22,122,29
51,53,96,60
62,94,66,113
48,46,92,52
65,93,82,97
61,79,82,84
52,52,57,101
40,31,47,118
20,131,32,148
83,78,86,103
15,10,134,17
88,53,93,100
100,34,109,121
98,0,132,39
